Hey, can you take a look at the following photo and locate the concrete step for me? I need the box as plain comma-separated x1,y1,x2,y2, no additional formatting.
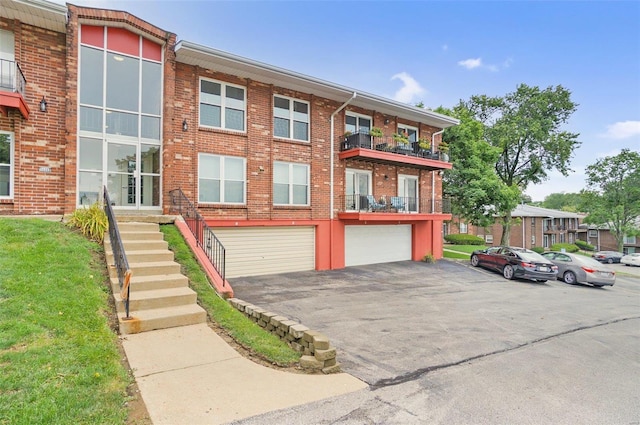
116,222,160,232
113,286,198,313
118,304,207,334
106,249,174,264
105,238,169,252
108,261,181,278
118,231,165,241
111,273,189,293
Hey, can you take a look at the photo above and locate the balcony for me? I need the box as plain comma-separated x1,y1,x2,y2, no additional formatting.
0,59,30,119
337,195,451,222
339,131,452,171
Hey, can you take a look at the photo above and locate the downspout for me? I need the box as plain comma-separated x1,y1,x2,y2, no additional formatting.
329,92,357,269
431,129,445,213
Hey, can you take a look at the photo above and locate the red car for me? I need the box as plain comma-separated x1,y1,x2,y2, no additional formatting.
470,246,559,282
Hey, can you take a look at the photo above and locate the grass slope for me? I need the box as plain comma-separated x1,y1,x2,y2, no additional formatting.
0,218,129,425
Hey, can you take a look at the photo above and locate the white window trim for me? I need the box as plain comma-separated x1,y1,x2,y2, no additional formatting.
345,168,373,195
345,111,372,132
198,153,246,205
273,95,310,142
273,161,310,206
624,235,637,244
0,131,14,199
199,77,246,132
459,222,468,234
588,230,598,237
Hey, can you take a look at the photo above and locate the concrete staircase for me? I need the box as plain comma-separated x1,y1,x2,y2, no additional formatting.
104,221,207,334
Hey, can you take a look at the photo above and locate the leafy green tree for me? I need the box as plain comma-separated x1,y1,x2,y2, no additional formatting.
463,84,580,244
541,192,584,212
581,149,640,251
436,105,517,227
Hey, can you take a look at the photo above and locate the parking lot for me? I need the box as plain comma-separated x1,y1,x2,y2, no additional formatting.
230,260,640,424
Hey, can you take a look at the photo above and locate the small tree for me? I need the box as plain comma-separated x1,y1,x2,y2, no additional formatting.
581,149,640,251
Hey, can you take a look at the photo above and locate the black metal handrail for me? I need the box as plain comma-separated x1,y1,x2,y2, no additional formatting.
339,194,451,214
169,188,226,285
340,130,449,162
0,59,26,96
104,186,132,319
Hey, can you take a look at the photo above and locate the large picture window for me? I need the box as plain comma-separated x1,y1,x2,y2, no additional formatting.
0,132,13,198
198,154,246,204
274,95,309,141
345,112,371,134
199,78,246,131
274,161,309,206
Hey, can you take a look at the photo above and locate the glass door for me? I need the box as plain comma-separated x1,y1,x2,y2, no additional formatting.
107,142,137,207
345,169,371,211
398,175,418,213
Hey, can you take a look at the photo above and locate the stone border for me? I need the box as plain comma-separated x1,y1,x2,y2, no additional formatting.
228,298,340,374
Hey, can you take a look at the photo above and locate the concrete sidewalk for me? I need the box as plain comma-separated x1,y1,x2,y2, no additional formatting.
121,323,367,424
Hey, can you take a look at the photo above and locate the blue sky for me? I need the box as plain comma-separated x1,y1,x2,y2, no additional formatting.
61,0,640,201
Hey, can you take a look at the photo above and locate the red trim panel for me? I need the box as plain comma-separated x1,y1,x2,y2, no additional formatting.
0,92,30,119
81,25,104,48
107,27,139,56
142,38,162,61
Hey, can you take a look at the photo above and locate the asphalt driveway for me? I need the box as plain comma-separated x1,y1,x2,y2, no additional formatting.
230,259,640,386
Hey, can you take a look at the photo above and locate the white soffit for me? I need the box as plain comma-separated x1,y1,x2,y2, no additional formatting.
0,0,67,33
175,41,459,129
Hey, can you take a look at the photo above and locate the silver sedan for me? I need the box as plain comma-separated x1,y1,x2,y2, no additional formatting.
541,251,616,287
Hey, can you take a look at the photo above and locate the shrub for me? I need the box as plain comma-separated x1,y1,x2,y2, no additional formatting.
422,253,436,263
530,246,545,254
67,202,108,243
444,234,485,245
575,240,595,251
550,243,579,253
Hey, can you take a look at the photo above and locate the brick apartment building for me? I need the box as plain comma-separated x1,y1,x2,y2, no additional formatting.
447,205,584,250
0,0,457,277
577,223,640,254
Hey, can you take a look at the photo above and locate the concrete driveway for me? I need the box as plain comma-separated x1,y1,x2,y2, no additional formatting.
230,260,640,386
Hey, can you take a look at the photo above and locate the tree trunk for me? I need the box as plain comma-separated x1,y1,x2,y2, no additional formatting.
500,211,512,246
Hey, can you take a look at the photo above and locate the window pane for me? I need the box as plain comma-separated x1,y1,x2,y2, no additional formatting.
359,118,371,132
293,185,307,204
107,143,136,173
80,46,103,106
273,162,288,184
345,116,357,134
224,181,244,203
0,134,10,164
141,144,160,174
79,137,102,170
225,108,244,131
226,86,244,101
199,179,220,203
141,60,161,115
80,106,103,133
293,101,308,115
293,121,308,141
78,171,102,205
274,183,288,204
200,103,221,127
274,96,289,110
141,115,160,140
292,165,308,184
106,54,139,112
274,117,290,138
140,175,160,206
199,155,220,179
224,157,244,180
0,165,9,196
201,80,221,96
106,110,138,137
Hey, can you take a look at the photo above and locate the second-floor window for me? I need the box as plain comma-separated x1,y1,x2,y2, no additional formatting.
274,96,309,141
623,235,637,245
199,78,245,131
0,30,15,91
397,124,418,142
198,153,245,204
0,132,13,198
273,161,309,206
345,112,371,134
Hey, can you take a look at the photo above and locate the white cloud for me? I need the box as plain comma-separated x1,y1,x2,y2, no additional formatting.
391,72,425,104
599,121,640,139
458,58,482,69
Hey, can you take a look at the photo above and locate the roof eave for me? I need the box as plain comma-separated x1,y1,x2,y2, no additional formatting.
0,0,67,33
174,40,459,129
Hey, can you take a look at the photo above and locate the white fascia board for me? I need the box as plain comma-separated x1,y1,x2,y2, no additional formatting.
1,0,67,32
175,40,459,129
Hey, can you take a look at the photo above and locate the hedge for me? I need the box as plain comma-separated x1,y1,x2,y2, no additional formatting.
575,240,596,251
531,246,545,254
550,243,580,253
444,234,486,245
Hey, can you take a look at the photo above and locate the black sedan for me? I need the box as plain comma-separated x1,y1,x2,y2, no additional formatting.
592,251,624,264
470,246,559,282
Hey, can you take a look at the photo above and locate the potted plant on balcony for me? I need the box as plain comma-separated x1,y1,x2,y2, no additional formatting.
393,132,409,145
418,137,431,150
369,127,384,138
439,141,449,161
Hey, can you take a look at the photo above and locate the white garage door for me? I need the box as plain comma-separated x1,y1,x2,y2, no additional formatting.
345,225,412,266
211,226,315,278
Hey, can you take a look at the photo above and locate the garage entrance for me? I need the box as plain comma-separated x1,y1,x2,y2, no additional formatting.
344,224,411,266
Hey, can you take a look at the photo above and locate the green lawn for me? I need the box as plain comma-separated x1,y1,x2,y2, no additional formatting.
0,218,130,425
160,225,300,366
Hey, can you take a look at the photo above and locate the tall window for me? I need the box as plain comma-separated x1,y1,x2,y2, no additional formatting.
459,222,468,233
198,154,246,204
199,78,245,131
273,162,309,206
274,95,309,141
0,132,13,198
0,30,15,91
345,112,371,134
397,124,418,142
